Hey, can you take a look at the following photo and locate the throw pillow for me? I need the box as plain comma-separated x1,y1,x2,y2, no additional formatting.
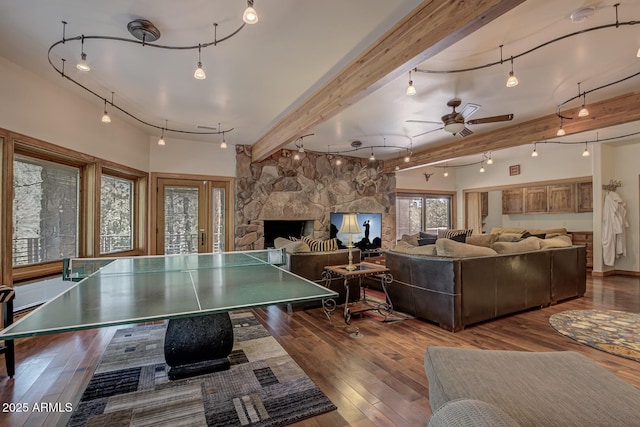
301,236,338,252
466,233,498,248
435,238,497,257
521,231,546,239
418,232,438,246
274,237,311,253
401,233,419,246
438,228,473,239
539,235,572,249
495,232,524,242
492,238,541,254
391,241,437,256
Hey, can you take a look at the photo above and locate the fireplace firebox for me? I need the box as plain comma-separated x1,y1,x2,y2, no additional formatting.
263,220,314,248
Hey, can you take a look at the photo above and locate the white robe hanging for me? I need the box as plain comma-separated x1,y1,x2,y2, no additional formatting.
601,191,628,266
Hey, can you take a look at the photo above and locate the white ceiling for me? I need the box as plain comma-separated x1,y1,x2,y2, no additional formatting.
0,0,639,165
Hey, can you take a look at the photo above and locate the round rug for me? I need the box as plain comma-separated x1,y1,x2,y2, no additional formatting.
549,310,640,362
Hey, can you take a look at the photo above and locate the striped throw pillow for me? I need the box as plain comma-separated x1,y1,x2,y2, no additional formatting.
438,229,473,239
300,236,338,252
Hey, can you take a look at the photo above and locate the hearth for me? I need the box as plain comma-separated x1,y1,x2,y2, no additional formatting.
263,220,314,248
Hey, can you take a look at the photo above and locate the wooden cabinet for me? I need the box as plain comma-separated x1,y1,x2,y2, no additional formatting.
502,180,591,215
577,182,593,212
570,231,593,268
524,186,548,213
502,188,524,214
547,183,576,213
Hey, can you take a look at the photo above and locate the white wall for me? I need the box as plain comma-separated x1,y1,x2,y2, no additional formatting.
149,135,236,176
0,56,149,171
396,166,457,192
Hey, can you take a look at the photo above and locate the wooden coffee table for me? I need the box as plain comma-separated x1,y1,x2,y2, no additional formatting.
322,262,393,324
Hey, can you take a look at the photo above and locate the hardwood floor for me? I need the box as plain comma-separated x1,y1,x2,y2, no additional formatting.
0,274,638,426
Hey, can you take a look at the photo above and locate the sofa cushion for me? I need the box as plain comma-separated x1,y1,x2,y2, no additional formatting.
428,398,520,427
492,238,541,254
495,232,524,243
392,240,437,255
539,235,572,249
274,237,311,253
466,233,498,248
436,239,498,257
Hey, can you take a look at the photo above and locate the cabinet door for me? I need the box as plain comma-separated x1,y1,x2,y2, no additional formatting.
577,182,593,212
502,188,524,214
548,184,576,213
524,186,548,213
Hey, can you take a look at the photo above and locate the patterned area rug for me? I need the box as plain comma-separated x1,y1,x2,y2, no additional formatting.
549,309,640,362
67,312,336,426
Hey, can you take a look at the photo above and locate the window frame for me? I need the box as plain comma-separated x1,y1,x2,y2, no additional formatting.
396,190,457,240
2,129,148,283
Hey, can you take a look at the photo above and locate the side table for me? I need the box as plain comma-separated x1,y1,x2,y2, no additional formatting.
322,262,393,324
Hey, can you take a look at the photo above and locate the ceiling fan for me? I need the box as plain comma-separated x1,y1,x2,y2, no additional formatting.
408,98,514,138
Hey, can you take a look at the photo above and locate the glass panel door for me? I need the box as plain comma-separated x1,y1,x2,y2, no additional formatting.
157,180,206,255
156,178,230,255
211,186,225,253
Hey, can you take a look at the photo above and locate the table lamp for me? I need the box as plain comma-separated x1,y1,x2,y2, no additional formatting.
338,213,362,271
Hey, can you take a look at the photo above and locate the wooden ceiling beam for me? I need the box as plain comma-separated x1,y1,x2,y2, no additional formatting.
385,91,640,172
250,0,526,163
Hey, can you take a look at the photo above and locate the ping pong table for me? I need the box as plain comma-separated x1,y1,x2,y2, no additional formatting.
0,249,338,379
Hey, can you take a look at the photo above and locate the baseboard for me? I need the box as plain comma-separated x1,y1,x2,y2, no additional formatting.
592,269,640,277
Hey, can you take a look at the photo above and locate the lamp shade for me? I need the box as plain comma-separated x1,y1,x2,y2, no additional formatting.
338,214,362,235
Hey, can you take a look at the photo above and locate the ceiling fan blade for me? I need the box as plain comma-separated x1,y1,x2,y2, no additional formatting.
459,103,481,120
466,114,514,125
406,119,442,125
412,127,443,138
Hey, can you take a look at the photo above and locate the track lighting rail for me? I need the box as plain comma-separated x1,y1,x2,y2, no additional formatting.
413,4,638,75
47,2,260,138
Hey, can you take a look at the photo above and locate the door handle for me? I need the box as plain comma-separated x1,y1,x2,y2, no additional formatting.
200,230,206,246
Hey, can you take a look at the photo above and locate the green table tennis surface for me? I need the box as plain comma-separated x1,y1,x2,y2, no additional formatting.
0,249,338,339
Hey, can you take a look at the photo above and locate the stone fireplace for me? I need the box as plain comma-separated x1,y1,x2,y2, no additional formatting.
234,145,396,251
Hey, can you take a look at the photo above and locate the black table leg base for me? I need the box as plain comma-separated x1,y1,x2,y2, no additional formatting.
167,357,231,380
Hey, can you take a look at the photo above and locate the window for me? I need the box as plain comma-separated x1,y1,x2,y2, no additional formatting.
396,193,453,239
13,155,79,266
100,175,134,254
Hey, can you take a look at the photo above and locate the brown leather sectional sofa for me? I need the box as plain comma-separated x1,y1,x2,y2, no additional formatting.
287,248,362,304
384,245,586,331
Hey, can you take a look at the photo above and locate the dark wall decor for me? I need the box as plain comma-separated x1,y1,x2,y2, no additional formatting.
234,145,396,251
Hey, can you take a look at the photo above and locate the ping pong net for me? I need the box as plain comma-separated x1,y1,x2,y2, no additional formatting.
63,248,287,281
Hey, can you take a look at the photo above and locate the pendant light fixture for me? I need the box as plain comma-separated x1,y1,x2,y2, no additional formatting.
158,120,167,146
479,162,485,173
243,0,259,24
369,149,376,162
101,92,114,123
506,56,518,87
577,82,589,117
556,117,566,136
531,143,538,157
486,152,493,164
194,44,206,79
405,70,416,96
443,165,449,177
582,141,590,157
76,36,90,71
220,128,227,149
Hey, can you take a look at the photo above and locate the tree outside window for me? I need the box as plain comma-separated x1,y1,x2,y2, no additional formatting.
100,175,134,254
